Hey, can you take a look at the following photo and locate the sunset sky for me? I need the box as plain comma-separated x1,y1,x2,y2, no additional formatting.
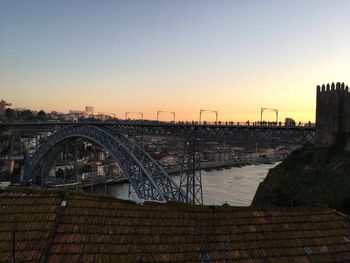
1,0,350,122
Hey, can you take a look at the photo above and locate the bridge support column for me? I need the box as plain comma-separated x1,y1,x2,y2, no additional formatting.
10,131,22,156
179,139,203,205
74,140,79,190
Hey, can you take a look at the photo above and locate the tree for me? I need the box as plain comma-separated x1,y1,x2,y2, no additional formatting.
37,110,46,120
0,131,11,154
5,108,16,122
18,110,34,121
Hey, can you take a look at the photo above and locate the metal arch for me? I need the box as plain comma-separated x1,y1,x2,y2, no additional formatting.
28,141,69,187
23,125,186,202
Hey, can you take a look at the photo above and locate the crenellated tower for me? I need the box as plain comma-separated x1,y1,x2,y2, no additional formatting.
316,82,350,146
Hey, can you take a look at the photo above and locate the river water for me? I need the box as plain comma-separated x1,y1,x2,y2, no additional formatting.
95,163,278,206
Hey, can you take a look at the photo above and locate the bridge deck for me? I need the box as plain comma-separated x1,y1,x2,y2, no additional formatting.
0,121,315,144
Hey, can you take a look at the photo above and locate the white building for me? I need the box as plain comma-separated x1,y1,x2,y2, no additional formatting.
85,106,94,116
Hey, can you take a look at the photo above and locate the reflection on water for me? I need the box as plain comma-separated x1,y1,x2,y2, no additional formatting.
94,163,278,206
201,163,278,206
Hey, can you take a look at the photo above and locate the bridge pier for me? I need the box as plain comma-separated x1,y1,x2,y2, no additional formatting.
179,132,203,205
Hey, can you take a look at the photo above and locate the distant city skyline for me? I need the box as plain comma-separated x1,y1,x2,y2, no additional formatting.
1,0,350,122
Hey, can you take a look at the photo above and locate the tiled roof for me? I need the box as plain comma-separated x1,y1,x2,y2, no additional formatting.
1,188,350,262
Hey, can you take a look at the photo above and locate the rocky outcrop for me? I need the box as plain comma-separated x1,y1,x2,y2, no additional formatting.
252,144,350,214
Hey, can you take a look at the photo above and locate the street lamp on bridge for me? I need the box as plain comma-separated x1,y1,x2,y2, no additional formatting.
260,108,278,123
156,111,176,122
125,111,143,121
199,109,218,124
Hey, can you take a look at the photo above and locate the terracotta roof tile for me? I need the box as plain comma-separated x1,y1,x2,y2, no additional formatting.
1,188,350,262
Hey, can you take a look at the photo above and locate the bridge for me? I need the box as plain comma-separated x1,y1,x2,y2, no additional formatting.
1,121,315,144
1,121,315,204
21,124,188,203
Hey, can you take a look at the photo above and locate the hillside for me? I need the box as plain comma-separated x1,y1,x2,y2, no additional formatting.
252,143,350,214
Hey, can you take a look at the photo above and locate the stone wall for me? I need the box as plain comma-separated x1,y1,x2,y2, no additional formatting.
316,82,350,146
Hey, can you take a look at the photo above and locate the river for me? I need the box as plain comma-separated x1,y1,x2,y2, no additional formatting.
93,163,278,206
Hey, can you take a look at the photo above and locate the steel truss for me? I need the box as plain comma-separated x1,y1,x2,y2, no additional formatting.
3,121,316,145
23,125,186,202
179,139,203,205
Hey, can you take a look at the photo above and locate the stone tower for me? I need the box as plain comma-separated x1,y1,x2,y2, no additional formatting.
316,82,350,146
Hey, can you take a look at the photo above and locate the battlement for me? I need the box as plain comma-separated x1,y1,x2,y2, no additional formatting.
316,82,350,146
317,82,349,93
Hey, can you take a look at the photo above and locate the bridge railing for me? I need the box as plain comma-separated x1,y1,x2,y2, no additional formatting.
1,119,316,128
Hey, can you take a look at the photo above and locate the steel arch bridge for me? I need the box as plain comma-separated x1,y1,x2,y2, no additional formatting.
1,121,316,145
23,125,186,202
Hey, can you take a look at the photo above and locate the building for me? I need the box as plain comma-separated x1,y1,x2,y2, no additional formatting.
69,107,94,119
69,110,84,115
316,82,350,146
67,110,87,120
85,106,94,116
4,159,14,174
69,110,85,116
0,159,14,174
90,161,105,177
97,112,115,121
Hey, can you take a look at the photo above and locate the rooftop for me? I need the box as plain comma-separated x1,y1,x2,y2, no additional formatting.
1,187,350,262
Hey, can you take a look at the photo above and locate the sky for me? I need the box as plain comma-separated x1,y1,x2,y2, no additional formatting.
1,0,350,122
